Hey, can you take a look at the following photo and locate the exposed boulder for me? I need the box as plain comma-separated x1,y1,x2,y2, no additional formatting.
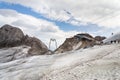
54,37,80,53
74,33,94,40
0,24,24,48
23,35,49,55
95,36,106,41
54,33,95,53
0,24,50,60
94,36,106,45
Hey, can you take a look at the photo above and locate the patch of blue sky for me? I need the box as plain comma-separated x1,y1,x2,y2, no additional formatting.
0,1,102,33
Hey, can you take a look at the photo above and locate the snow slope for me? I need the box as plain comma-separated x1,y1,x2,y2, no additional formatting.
0,46,30,63
0,44,120,80
104,32,120,43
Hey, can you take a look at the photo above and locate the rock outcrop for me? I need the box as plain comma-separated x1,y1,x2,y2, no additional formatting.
0,24,50,62
95,36,106,42
54,33,106,54
54,37,80,53
94,36,106,45
22,35,49,55
0,24,24,48
54,33,95,53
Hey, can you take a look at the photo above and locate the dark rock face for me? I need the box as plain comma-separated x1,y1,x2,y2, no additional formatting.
95,36,106,41
55,33,107,54
54,33,95,53
0,24,50,55
54,37,80,53
0,24,24,48
23,35,49,55
74,33,93,39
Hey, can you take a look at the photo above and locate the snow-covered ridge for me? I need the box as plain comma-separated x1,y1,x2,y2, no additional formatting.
0,44,120,80
104,32,120,43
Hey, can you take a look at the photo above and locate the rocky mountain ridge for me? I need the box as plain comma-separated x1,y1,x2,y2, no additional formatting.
55,33,106,53
0,24,51,62
0,24,107,62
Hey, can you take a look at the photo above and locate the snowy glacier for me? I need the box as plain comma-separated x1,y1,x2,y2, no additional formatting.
0,44,120,80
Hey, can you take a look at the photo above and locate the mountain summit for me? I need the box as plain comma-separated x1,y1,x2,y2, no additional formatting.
55,33,106,53
0,24,51,62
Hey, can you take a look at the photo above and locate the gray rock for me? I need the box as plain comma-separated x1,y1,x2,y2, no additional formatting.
54,33,95,53
0,24,24,47
23,35,49,55
0,24,51,59
95,36,106,41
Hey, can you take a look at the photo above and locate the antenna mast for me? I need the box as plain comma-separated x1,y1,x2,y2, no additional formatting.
49,38,57,50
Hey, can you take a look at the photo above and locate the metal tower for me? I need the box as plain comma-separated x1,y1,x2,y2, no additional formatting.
49,38,57,50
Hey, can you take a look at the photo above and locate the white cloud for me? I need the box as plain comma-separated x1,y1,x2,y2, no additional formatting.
0,9,79,50
1,0,120,28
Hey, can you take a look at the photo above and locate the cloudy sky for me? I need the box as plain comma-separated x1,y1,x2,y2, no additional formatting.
0,0,120,50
